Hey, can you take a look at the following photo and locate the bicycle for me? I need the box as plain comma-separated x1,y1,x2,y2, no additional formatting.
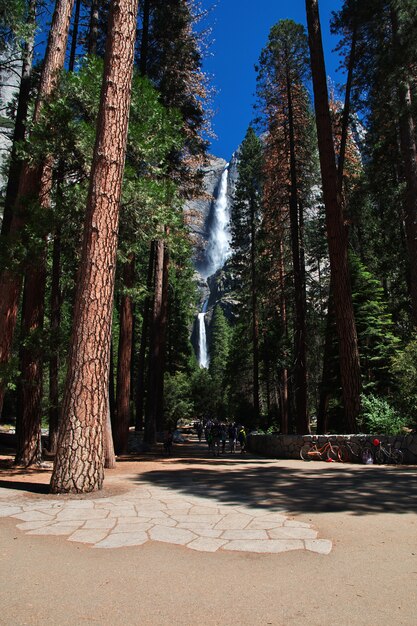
300,439,340,461
372,438,404,465
337,439,362,463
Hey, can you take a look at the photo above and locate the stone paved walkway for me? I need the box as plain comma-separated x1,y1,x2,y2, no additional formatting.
0,477,332,554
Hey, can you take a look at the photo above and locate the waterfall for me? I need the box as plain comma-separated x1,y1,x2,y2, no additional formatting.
198,300,209,368
201,164,231,279
195,164,231,367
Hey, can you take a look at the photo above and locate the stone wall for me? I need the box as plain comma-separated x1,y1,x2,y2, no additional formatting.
247,433,417,464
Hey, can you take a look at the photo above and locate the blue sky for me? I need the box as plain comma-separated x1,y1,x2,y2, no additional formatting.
200,0,344,160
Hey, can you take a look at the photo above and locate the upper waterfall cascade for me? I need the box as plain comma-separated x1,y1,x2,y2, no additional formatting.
201,164,231,279
195,164,232,368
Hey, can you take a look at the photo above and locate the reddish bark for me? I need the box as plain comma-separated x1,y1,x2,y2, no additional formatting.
114,255,135,454
144,238,164,445
50,0,139,493
286,70,308,434
135,241,155,431
0,0,75,422
306,0,361,432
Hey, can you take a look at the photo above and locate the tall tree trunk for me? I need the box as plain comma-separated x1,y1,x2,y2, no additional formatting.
48,228,62,454
250,201,260,424
156,239,169,432
286,70,309,434
391,10,417,326
68,0,81,70
114,255,135,454
0,0,36,417
87,0,99,55
139,0,150,77
317,284,334,434
109,339,116,429
144,238,164,445
306,0,361,432
338,24,357,192
0,0,36,239
15,0,83,465
104,344,116,469
0,0,75,427
135,241,155,431
47,0,81,451
278,238,289,434
50,0,139,494
15,272,44,467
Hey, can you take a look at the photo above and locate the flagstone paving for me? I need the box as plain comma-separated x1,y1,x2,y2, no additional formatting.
0,480,332,554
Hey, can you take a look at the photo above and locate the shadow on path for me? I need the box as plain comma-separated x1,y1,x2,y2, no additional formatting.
138,458,417,516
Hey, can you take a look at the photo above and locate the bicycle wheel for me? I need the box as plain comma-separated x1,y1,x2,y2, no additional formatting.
300,444,314,461
391,449,403,465
327,445,339,461
337,445,350,463
347,441,362,461
374,448,385,465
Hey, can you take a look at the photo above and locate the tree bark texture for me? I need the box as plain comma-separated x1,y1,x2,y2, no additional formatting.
306,0,361,432
156,240,170,431
87,0,99,55
250,199,260,424
0,0,75,418
48,229,62,454
144,238,164,445
135,241,155,431
114,255,135,454
50,0,139,493
391,11,417,326
0,0,36,239
286,71,309,434
337,24,357,192
317,284,334,434
278,238,289,434
139,0,150,76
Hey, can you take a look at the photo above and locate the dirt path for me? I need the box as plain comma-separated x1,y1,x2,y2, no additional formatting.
1,440,416,625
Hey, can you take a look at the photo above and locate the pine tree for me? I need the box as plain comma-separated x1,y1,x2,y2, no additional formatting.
305,0,361,432
51,0,139,493
230,126,263,425
256,20,312,433
208,305,230,418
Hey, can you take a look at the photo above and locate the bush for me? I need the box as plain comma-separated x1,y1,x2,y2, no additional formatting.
391,336,417,428
359,393,408,435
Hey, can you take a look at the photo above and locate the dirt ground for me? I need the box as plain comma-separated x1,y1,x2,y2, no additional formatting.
0,442,416,626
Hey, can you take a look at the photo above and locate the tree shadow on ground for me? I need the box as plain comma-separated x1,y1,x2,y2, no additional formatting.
137,462,417,516
0,479,49,494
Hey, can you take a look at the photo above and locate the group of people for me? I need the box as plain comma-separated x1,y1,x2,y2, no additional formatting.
195,420,247,456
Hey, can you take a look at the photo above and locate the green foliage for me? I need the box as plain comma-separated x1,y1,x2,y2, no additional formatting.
209,305,230,383
163,371,194,427
350,253,400,392
359,393,408,435
391,336,417,427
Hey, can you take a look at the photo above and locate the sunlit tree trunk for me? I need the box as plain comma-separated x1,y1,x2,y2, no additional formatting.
51,0,139,493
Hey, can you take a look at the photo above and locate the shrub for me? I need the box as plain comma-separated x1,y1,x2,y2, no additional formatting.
359,393,408,435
